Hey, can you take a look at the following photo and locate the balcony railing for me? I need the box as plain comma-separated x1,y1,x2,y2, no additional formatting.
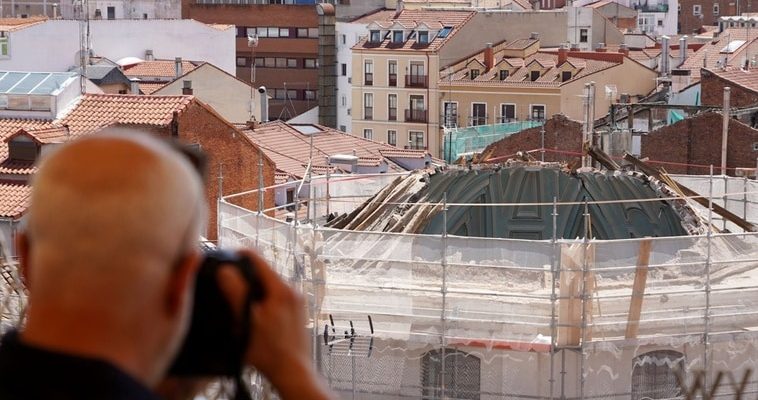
496,116,518,123
469,115,487,126
442,114,459,128
364,108,373,120
389,108,397,121
633,2,669,12
405,109,428,123
404,144,427,150
389,73,397,87
364,73,373,86
405,74,428,88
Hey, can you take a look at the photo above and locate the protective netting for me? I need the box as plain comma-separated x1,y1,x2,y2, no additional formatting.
219,174,758,400
442,120,544,163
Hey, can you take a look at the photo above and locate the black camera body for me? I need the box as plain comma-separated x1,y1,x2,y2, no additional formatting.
169,249,265,377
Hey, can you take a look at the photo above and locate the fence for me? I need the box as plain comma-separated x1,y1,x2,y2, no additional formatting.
218,173,758,399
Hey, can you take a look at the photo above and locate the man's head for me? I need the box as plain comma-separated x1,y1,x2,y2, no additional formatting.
18,129,206,386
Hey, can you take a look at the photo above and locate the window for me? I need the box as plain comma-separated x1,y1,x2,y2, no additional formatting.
388,60,397,86
363,129,373,140
408,131,424,149
273,89,286,100
530,70,541,81
287,89,297,100
388,130,397,146
470,69,480,80
438,26,453,38
713,3,719,16
471,103,486,126
418,30,429,44
275,57,287,68
308,28,319,38
579,28,588,43
392,30,403,43
107,6,115,19
562,71,572,82
305,90,316,100
421,349,480,400
264,58,276,68
631,350,684,400
287,58,297,68
501,104,516,122
236,57,247,67
753,142,758,151
297,27,308,37
341,63,347,76
364,93,373,120
8,138,38,162
657,19,663,26
499,70,509,80
408,95,425,122
341,95,346,107
388,94,397,121
530,105,546,121
693,4,701,16
247,27,257,37
279,28,290,37
340,125,347,132
267,27,280,38
304,59,317,69
254,57,264,67
369,30,381,43
364,60,373,85
237,27,246,37
443,102,458,128
340,34,346,45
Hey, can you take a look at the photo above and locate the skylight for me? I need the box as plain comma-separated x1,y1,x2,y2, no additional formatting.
292,124,322,135
721,40,746,53
0,71,78,95
437,26,453,38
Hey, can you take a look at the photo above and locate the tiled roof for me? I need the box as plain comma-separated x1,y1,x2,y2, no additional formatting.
124,60,200,78
0,119,54,175
6,126,70,144
353,9,476,52
510,0,531,9
238,121,428,178
0,16,47,31
505,38,539,50
441,50,620,88
59,94,193,136
679,29,758,81
702,67,758,94
0,183,31,218
139,82,167,95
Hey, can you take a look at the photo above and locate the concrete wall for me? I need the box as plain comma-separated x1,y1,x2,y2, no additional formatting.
0,19,235,75
591,8,626,46
336,21,369,133
61,0,181,19
439,85,562,126
0,0,60,17
155,63,263,124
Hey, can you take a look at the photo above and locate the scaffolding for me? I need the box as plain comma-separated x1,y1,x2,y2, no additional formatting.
218,172,758,399
442,120,544,164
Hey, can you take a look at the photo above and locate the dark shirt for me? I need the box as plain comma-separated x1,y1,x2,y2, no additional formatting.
0,330,160,400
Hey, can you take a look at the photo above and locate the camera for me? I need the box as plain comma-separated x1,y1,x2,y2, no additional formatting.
169,249,265,377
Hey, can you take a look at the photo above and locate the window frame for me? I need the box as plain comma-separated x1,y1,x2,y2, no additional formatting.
530,104,546,121
388,93,398,121
388,130,397,146
363,92,374,120
579,28,588,43
500,103,516,122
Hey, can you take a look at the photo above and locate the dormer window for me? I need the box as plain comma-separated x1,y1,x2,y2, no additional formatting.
369,30,380,43
470,69,480,79
392,30,403,43
561,71,572,82
530,70,540,81
8,136,38,162
418,30,429,44
499,70,509,80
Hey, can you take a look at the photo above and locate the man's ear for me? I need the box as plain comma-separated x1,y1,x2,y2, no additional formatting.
16,232,31,291
165,250,202,317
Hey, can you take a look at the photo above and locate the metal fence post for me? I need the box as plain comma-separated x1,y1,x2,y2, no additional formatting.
440,192,448,399
549,196,558,400
705,165,714,390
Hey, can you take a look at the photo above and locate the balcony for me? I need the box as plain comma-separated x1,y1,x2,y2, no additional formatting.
404,144,427,150
405,74,428,88
633,2,669,12
469,115,487,126
441,114,459,128
405,109,428,123
496,116,518,123
389,73,397,87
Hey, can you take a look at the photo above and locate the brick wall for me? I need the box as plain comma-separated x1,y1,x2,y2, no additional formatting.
640,112,758,175
476,114,583,164
701,69,758,108
178,101,276,239
677,0,758,34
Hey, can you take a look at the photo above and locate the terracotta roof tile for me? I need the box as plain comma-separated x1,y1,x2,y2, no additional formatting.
0,119,54,175
0,183,31,218
0,16,47,31
703,67,758,93
679,28,758,81
139,82,167,95
353,9,476,52
124,60,199,78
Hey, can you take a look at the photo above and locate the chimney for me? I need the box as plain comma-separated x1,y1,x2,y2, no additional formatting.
558,44,569,65
703,50,708,68
530,32,539,40
317,3,337,128
679,35,688,67
145,49,154,61
182,80,193,95
618,43,629,56
258,86,269,122
175,57,183,77
246,119,260,130
395,0,404,17
660,35,670,75
130,79,140,95
484,43,494,72
595,42,606,52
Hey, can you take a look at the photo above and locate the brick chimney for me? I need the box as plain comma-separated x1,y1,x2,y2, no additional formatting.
558,44,568,65
484,43,494,72
182,80,193,95
618,43,629,56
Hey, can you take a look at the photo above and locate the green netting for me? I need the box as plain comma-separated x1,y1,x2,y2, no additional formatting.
442,120,544,163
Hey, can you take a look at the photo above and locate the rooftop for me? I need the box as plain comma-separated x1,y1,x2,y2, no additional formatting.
353,9,476,52
702,67,758,93
123,59,200,78
678,28,758,80
0,16,47,32
0,183,31,218
0,72,78,95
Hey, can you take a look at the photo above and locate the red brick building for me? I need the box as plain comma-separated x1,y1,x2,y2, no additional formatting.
0,94,276,240
181,0,320,120
678,0,758,34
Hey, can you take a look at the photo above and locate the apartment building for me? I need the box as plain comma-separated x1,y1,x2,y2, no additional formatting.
0,1,59,17
678,0,758,34
575,0,678,36
60,0,181,19
439,41,657,126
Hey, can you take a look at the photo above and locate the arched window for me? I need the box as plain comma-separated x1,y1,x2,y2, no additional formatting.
421,348,480,399
631,350,685,400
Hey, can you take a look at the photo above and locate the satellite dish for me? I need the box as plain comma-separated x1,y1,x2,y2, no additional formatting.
247,33,259,48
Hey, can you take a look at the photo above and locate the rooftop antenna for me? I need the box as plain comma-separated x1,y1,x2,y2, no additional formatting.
77,0,90,95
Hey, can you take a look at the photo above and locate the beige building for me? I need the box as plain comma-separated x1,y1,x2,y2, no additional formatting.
152,63,264,124
438,41,657,128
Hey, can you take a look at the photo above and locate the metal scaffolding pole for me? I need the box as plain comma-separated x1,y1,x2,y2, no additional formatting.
579,201,590,400
704,165,714,390
549,196,558,400
440,192,448,399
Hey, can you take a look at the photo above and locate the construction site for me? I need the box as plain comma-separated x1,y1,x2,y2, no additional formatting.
215,144,758,399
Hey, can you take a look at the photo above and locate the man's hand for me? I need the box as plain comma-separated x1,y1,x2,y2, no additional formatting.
217,250,332,400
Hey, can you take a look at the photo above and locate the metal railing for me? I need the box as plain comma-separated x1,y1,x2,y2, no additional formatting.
405,109,427,123
405,74,428,88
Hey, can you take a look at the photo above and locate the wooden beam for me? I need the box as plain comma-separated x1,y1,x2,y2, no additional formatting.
588,145,620,171
625,239,652,339
623,153,757,232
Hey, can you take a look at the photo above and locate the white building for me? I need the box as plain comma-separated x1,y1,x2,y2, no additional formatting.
0,19,235,75
60,0,181,20
335,20,370,134
574,0,678,37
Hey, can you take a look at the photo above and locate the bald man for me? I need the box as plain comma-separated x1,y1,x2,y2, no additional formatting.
0,132,331,400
